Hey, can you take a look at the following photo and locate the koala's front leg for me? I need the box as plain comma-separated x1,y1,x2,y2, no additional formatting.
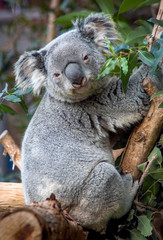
69,162,138,232
96,65,153,132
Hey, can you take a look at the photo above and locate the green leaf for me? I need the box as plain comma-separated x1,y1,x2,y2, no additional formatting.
137,215,152,237
121,71,129,93
114,44,130,53
0,83,8,98
127,209,134,221
159,102,163,108
0,103,17,115
150,45,163,74
105,38,115,54
3,94,21,103
128,53,138,71
119,0,145,14
131,229,147,240
136,20,153,34
151,91,163,99
96,0,114,16
55,11,92,26
139,51,155,66
13,88,32,96
148,147,162,164
149,168,163,181
98,58,118,79
126,26,149,46
138,162,147,172
19,99,28,114
117,17,132,40
151,42,160,57
120,57,128,75
135,0,160,9
148,18,163,27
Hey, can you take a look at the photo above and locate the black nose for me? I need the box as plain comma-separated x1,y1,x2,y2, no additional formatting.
65,63,84,85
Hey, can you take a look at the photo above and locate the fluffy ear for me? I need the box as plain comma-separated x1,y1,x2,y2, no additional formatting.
14,50,47,95
73,13,119,54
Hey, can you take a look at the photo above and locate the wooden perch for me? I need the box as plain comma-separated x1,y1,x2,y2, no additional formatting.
0,182,24,212
120,77,163,179
0,194,88,240
0,130,21,170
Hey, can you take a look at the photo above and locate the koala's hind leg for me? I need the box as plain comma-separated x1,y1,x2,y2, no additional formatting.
70,162,138,232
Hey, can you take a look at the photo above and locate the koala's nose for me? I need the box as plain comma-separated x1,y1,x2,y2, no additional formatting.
65,63,87,88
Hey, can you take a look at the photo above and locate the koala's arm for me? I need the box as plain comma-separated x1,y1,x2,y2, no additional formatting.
95,64,162,132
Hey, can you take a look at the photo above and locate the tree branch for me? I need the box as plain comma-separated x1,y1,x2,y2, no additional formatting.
0,194,88,240
0,130,21,170
148,0,163,51
120,78,163,179
0,182,24,212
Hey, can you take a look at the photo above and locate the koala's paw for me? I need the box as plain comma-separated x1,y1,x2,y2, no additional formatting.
122,173,139,201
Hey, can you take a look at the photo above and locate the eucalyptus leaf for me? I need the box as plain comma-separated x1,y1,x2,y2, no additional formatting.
19,99,28,114
119,0,145,14
13,88,32,96
128,53,138,72
55,11,92,26
105,38,115,54
149,168,163,181
98,58,118,79
135,0,160,9
114,44,130,53
0,83,8,98
138,162,147,172
0,103,17,115
151,42,160,57
3,94,21,103
148,18,163,27
159,102,163,108
120,57,128,75
126,26,149,46
136,20,152,33
137,215,152,237
139,51,155,66
117,17,132,39
96,0,114,16
131,229,146,240
121,71,129,93
148,147,162,164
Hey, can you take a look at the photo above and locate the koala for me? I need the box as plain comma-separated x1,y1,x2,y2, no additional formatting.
15,13,163,232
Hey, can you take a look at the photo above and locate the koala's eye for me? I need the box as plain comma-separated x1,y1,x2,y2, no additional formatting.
54,73,61,78
83,55,89,63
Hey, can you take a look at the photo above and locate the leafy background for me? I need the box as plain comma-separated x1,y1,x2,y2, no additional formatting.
0,0,162,239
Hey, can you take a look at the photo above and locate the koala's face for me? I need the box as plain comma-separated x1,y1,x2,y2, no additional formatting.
15,13,119,102
45,33,106,102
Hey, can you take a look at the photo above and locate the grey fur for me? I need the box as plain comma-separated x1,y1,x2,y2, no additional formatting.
14,13,163,232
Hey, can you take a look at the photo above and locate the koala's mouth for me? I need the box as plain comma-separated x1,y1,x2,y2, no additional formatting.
72,77,87,89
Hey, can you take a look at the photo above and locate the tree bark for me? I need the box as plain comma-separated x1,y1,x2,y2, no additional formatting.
120,78,163,179
148,0,163,51
0,194,88,240
0,130,21,170
0,182,24,213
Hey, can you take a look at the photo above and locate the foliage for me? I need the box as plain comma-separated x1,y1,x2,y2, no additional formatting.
97,22,163,92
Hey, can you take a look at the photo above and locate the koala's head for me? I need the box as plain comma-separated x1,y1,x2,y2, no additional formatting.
15,13,119,102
